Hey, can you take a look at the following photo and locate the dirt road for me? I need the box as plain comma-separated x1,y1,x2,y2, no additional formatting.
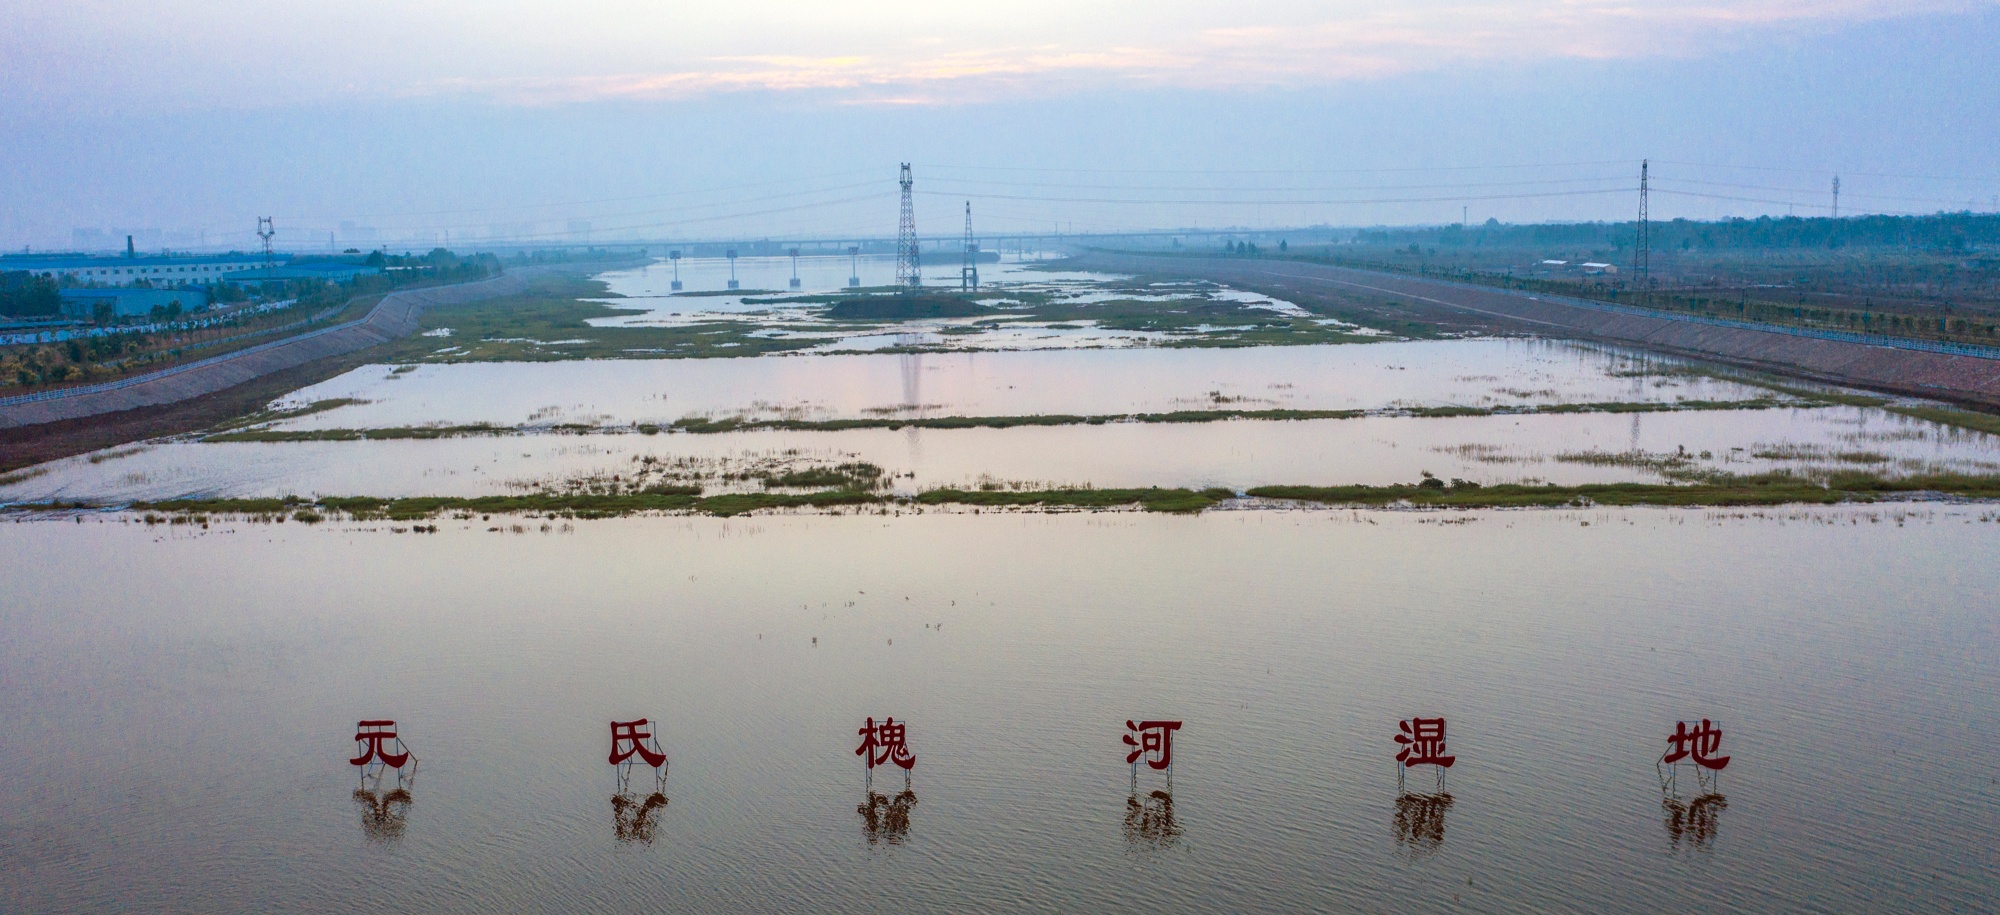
1076,252,2000,409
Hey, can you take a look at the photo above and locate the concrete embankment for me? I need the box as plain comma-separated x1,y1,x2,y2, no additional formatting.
1077,252,2000,409
1,268,546,429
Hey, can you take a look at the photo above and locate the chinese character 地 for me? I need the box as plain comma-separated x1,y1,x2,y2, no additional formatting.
1663,719,1730,770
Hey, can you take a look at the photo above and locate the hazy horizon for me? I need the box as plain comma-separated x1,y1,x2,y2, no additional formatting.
4,1,1997,251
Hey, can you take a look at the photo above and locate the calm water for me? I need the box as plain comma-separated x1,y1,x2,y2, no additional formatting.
264,339,1775,430
5,338,1998,503
2,509,1996,912
8,405,1999,503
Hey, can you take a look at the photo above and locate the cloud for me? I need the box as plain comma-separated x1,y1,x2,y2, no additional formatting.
5,0,1991,113
391,0,1989,106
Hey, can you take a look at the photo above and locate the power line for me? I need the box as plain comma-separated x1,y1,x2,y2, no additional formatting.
921,159,1633,175
924,174,1635,194
914,188,1630,206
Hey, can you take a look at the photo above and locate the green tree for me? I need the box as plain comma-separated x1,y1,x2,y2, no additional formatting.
0,272,62,317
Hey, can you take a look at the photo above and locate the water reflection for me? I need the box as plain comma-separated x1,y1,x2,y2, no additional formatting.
1123,790,1183,849
1662,793,1727,852
1392,792,1454,856
611,792,670,844
857,790,917,845
353,787,412,842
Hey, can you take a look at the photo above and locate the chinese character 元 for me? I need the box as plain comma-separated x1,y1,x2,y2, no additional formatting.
1124,720,1183,769
351,720,410,768
1395,717,1455,768
857,717,916,770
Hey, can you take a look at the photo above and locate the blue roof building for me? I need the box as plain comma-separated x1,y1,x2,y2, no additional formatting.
59,286,210,319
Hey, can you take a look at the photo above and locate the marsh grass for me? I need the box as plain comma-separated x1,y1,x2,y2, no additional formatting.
209,398,370,433
0,465,51,487
1248,470,2000,509
211,397,1806,443
32,466,2000,522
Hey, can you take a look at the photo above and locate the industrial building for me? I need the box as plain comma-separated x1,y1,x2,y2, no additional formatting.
0,252,383,288
58,286,210,319
220,262,382,284
0,253,270,286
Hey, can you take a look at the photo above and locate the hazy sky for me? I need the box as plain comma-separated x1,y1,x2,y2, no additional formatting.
4,1,1997,249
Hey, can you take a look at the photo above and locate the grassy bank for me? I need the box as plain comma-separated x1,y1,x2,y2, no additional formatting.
1247,470,2000,508
17,468,2000,522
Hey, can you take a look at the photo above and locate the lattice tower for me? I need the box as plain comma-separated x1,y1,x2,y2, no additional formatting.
896,164,920,289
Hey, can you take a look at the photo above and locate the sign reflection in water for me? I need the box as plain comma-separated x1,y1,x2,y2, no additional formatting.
857,790,918,845
1124,791,1183,849
612,792,670,844
353,786,413,842
1392,792,1454,856
1662,792,1727,851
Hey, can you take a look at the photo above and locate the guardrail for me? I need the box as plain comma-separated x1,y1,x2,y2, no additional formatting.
1410,273,2000,361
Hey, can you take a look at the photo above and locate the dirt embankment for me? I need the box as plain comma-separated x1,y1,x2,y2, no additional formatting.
1077,252,2000,410
0,261,627,472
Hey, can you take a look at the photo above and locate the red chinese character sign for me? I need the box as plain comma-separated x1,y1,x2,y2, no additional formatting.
610,718,669,794
351,720,417,783
857,717,916,788
1658,718,1730,844
1124,719,1182,794
1662,719,1730,771
1394,716,1454,794
350,719,417,834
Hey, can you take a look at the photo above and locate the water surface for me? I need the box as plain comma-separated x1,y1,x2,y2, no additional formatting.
2,509,1994,913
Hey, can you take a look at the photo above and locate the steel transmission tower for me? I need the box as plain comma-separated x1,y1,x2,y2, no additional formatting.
896,163,920,290
960,201,979,291
1832,175,1840,218
257,217,276,270
1633,161,1650,285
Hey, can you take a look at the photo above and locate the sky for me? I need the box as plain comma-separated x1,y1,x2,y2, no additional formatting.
3,0,1998,250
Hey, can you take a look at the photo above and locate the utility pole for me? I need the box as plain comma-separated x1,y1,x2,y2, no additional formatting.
1633,161,1650,286
896,163,921,290
1832,175,1840,218
258,217,276,271
960,201,979,291
847,245,860,288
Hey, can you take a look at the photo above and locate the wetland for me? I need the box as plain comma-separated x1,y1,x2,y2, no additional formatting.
4,257,1998,913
